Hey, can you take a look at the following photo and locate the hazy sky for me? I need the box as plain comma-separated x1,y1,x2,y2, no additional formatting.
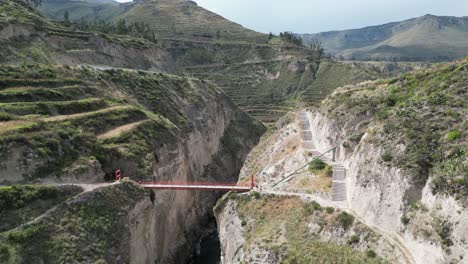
191,0,468,33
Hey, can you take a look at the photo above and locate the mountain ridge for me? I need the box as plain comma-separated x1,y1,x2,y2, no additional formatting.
300,14,468,61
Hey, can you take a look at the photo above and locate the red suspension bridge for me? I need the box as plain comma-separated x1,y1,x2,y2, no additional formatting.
115,169,255,192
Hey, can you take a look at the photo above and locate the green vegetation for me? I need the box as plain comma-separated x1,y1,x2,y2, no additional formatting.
446,130,461,141
381,150,393,162
322,59,468,196
278,32,303,46
0,63,243,182
40,0,267,44
6,224,44,243
226,194,385,263
432,217,453,247
0,185,61,211
0,184,82,232
325,206,335,214
336,212,355,230
0,0,52,25
308,158,333,177
366,249,377,258
73,18,157,43
348,235,360,245
251,191,261,199
401,215,410,225
0,182,146,263
304,200,322,215
299,61,390,105
184,53,317,124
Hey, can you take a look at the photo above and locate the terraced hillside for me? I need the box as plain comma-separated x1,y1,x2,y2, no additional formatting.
298,61,430,105
118,0,267,43
3,0,315,124
0,0,174,71
0,63,263,184
39,0,123,22
0,63,265,264
184,55,318,124
41,0,267,43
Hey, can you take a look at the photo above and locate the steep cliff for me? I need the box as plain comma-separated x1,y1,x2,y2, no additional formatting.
0,63,265,263
215,59,466,264
306,59,467,263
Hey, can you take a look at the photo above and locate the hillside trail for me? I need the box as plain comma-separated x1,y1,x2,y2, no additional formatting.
182,57,296,70
5,182,118,233
41,105,128,122
257,109,416,264
97,119,149,140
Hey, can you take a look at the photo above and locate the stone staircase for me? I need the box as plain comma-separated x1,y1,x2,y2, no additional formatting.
331,182,347,201
331,164,347,201
298,110,347,202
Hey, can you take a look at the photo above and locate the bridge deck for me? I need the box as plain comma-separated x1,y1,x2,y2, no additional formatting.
141,183,251,192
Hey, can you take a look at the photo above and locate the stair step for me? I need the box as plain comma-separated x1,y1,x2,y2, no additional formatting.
331,181,347,201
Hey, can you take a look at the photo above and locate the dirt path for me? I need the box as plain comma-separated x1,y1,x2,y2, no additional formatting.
97,119,149,140
0,120,32,134
41,105,127,122
347,209,416,264
5,182,118,232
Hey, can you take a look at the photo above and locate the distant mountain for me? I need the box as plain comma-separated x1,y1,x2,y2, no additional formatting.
300,15,468,61
39,0,124,22
40,0,267,43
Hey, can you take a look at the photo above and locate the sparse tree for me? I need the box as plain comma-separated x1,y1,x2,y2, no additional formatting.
279,31,303,46
306,38,324,59
116,19,127,34
268,32,274,40
63,11,70,26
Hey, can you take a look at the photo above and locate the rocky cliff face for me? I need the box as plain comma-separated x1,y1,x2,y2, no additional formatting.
215,60,467,264
123,86,264,263
0,63,264,263
305,60,467,263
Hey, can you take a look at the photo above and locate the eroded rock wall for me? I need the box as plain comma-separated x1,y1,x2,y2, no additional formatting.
307,108,467,264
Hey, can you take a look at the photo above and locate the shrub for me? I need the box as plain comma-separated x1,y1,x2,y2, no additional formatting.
381,150,393,162
241,219,247,227
305,201,322,215
251,191,260,199
401,215,410,225
366,249,377,258
325,207,335,214
336,212,354,230
0,111,16,121
347,234,360,244
308,158,329,174
324,165,333,177
447,130,461,141
7,224,43,242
